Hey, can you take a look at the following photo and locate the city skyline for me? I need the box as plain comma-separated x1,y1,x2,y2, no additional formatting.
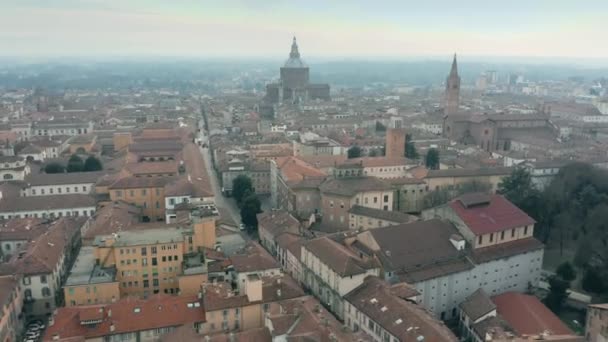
1,0,608,63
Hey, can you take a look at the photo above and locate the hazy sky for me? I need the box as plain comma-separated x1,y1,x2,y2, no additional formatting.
1,0,607,60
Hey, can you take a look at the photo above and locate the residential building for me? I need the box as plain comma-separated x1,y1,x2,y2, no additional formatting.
460,290,581,341
586,303,608,342
32,119,93,137
0,194,97,220
275,233,303,283
300,236,380,319
335,156,414,179
43,294,206,342
320,176,394,230
109,176,172,221
0,218,47,262
0,217,85,318
270,156,326,218
344,276,458,342
80,201,141,246
257,210,300,256
388,176,428,213
424,167,512,193
63,246,120,306
21,171,105,197
230,242,282,291
164,178,214,223
0,275,23,342
343,193,543,319
348,205,417,230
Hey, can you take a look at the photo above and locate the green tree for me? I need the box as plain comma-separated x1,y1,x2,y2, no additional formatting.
66,154,84,173
45,162,65,174
498,167,538,208
240,193,262,229
556,262,576,282
375,121,386,132
232,175,253,206
83,155,103,171
543,275,570,314
347,145,362,159
582,268,606,293
456,180,492,195
405,134,419,159
425,148,440,170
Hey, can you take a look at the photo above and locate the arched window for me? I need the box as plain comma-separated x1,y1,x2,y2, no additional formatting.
42,287,51,297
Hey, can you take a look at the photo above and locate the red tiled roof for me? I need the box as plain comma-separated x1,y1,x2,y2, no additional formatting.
491,292,573,336
448,194,535,235
44,294,205,341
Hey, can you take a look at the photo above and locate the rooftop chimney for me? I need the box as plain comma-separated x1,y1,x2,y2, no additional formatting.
110,323,115,332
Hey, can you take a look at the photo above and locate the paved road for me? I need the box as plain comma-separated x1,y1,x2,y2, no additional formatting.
197,132,241,226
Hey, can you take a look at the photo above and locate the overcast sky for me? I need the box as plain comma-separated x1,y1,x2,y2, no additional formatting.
1,0,607,61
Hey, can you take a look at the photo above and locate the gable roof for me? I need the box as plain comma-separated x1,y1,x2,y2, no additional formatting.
448,194,535,235
303,236,378,277
459,288,496,322
319,176,392,197
492,292,574,336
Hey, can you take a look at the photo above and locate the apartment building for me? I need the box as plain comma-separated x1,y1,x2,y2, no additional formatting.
0,218,47,262
44,294,206,342
0,194,96,220
67,214,216,302
424,167,512,193
320,177,394,230
0,217,85,318
21,171,104,197
257,210,300,256
388,176,429,214
344,276,458,342
348,205,417,231
344,193,544,319
109,176,173,221
0,275,23,342
300,236,380,320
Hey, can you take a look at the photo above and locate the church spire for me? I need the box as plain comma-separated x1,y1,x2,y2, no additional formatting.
449,53,458,77
290,36,300,59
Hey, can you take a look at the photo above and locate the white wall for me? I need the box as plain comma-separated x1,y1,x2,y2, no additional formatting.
23,183,93,197
0,206,96,220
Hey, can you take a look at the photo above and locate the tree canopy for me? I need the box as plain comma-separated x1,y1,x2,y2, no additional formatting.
45,162,65,174
66,154,84,173
84,155,103,171
425,148,440,170
404,134,419,159
240,193,262,229
347,145,362,159
232,175,253,206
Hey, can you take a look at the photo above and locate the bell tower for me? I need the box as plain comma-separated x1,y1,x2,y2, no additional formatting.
444,54,461,116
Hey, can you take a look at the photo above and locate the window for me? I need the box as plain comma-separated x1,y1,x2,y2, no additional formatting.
151,247,157,254
501,231,505,240
152,257,158,266
478,235,483,245
156,201,160,209
40,275,47,283
130,190,135,197
162,256,166,262
141,189,147,195
373,197,378,203
142,258,148,266
524,226,528,235
152,279,159,287
115,190,122,198
512,228,515,237
141,247,147,256
170,198,175,205
143,280,149,288
42,287,51,297
23,277,31,285
384,195,389,202
489,233,493,242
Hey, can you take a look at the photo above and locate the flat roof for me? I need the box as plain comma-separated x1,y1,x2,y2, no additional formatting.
65,246,116,286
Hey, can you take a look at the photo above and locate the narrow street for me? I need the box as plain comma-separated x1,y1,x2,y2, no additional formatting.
197,130,241,226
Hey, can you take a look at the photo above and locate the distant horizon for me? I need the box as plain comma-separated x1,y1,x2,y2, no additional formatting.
1,1,608,65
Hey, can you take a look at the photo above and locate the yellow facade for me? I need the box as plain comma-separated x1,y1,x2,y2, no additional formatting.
64,282,120,306
110,186,166,221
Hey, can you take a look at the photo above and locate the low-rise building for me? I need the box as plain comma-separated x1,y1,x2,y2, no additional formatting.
0,275,23,342
586,303,608,342
43,294,206,341
300,236,380,320
257,210,300,255
348,204,417,230
0,217,85,318
0,218,47,262
0,194,97,220
388,176,429,213
344,276,458,342
320,176,394,230
109,176,172,221
424,167,512,193
21,171,104,197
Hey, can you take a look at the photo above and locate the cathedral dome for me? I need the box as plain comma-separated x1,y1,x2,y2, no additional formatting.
283,37,308,68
